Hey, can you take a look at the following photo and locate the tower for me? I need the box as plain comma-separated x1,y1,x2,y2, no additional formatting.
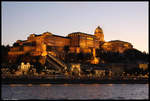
94,26,104,42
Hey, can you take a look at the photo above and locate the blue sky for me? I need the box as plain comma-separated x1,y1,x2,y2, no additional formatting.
2,2,149,53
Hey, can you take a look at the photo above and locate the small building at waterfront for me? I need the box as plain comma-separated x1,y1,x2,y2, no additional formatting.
139,63,148,70
93,67,111,78
70,63,81,76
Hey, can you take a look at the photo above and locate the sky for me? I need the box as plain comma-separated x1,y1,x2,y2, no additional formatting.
2,2,149,53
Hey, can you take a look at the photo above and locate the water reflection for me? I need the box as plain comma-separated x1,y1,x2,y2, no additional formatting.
91,84,100,86
64,84,69,86
40,84,51,86
27,84,32,86
79,84,86,86
107,84,113,86
2,84,149,100
9,84,18,87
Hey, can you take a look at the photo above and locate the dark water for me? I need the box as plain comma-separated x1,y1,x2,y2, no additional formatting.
2,84,149,100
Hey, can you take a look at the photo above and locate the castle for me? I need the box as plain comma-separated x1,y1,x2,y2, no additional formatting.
8,26,133,64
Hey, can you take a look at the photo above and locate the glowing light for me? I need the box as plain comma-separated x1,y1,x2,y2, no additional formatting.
91,57,99,64
87,37,93,40
91,48,99,64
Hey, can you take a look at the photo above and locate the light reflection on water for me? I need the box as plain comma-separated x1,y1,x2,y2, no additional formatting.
39,84,51,86
27,84,32,86
107,84,113,86
2,84,149,100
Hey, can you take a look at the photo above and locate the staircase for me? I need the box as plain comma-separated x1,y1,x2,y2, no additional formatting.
46,53,68,72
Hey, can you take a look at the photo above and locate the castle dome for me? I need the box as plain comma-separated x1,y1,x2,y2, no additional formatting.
94,26,104,42
95,26,103,33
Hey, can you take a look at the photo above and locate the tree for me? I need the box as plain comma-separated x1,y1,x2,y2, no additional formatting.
63,45,70,54
124,49,149,63
1,45,10,64
13,43,20,47
63,45,70,63
68,53,78,63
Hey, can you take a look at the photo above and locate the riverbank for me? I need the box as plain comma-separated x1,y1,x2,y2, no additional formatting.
2,78,149,84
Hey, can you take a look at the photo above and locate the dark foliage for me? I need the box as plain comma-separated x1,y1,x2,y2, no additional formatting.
96,48,149,64
124,49,149,62
67,52,92,63
1,45,10,64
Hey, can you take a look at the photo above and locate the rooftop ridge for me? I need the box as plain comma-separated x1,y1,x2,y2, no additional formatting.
68,32,94,36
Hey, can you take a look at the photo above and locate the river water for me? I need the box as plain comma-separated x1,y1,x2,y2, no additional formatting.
1,84,149,100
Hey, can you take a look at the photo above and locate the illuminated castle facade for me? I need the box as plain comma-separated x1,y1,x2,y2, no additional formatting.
8,26,104,55
8,26,133,64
